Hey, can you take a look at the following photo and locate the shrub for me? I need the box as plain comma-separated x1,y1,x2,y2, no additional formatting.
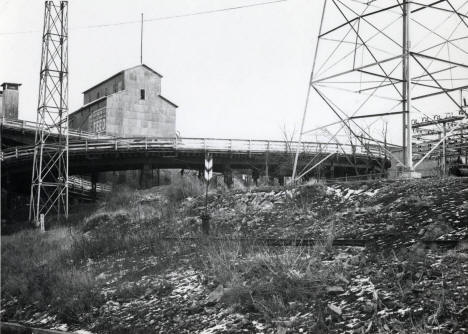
165,176,205,203
103,185,138,211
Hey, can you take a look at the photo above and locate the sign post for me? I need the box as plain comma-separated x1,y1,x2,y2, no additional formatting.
202,154,213,235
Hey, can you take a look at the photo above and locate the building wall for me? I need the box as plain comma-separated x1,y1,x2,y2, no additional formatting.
105,66,175,137
0,92,3,117
69,99,107,133
83,73,125,105
1,88,19,120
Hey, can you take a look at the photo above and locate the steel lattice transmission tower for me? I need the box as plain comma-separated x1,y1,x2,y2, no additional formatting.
30,1,69,227
293,0,468,180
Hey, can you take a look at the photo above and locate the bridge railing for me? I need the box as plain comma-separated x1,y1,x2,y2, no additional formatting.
68,176,112,193
2,136,389,162
1,117,113,139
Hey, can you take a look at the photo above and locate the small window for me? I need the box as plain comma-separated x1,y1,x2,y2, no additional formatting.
140,89,145,100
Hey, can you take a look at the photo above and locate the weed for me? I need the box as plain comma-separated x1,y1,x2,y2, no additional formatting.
165,175,205,203
1,228,101,324
199,235,343,319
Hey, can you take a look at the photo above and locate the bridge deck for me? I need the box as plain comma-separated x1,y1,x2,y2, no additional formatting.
1,118,391,179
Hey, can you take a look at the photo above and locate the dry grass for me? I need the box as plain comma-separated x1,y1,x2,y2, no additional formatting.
198,233,343,319
165,175,205,203
1,228,100,323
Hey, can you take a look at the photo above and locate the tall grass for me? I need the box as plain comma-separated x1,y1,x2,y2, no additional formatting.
165,175,205,203
1,228,100,323
198,235,343,319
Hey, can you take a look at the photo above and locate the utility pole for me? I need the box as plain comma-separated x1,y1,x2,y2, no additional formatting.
402,0,413,172
30,1,69,228
140,13,144,64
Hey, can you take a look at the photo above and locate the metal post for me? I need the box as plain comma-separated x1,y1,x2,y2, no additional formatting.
442,122,447,176
402,0,413,171
292,0,327,182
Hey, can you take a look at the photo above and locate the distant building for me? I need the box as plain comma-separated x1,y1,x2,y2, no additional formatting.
69,64,177,137
0,82,21,120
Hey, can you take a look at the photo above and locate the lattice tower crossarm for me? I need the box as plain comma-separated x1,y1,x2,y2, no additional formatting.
29,1,69,227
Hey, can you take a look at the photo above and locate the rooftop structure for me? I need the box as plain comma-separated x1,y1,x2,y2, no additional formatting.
0,82,21,120
69,64,177,137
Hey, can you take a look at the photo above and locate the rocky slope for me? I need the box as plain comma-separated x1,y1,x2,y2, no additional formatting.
1,178,467,334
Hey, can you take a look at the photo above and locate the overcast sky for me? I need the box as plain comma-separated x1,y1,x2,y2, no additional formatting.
0,0,321,140
1,0,467,145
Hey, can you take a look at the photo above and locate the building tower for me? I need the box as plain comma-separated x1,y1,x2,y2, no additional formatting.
30,1,69,227
292,0,468,181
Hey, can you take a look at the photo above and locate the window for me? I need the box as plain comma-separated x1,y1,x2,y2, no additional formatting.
140,89,145,100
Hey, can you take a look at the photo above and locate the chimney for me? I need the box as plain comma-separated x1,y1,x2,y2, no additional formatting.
0,82,21,120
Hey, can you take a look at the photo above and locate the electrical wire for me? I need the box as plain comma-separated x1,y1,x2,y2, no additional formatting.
0,0,289,36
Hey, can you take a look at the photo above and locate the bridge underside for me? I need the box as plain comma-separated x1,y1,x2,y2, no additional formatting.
3,148,388,192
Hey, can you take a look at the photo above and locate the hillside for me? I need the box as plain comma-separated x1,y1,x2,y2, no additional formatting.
1,178,468,334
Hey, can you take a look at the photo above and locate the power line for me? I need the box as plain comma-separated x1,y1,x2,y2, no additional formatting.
0,0,288,36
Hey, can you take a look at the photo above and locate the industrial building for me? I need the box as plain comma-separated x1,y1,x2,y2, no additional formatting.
69,64,177,137
0,82,21,120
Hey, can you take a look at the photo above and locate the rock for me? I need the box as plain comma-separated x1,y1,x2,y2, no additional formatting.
260,200,274,211
205,284,231,304
328,303,342,316
423,221,454,240
276,326,288,334
326,286,344,294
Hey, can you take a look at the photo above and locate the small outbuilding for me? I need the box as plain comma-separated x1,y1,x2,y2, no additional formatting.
0,82,21,120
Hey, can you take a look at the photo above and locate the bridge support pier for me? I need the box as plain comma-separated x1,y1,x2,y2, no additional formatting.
139,164,153,189
91,173,98,201
224,165,233,188
278,175,285,186
252,169,259,186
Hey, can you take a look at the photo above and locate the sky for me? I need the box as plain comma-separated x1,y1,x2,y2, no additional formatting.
1,0,467,145
0,0,320,141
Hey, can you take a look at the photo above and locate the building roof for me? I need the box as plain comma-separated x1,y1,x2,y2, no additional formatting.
82,64,163,94
69,96,107,117
159,95,178,108
1,82,22,89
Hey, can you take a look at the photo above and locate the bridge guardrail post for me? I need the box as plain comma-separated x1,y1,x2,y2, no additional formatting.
145,137,148,150
16,147,18,158
115,139,118,150
204,138,207,152
85,139,88,152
